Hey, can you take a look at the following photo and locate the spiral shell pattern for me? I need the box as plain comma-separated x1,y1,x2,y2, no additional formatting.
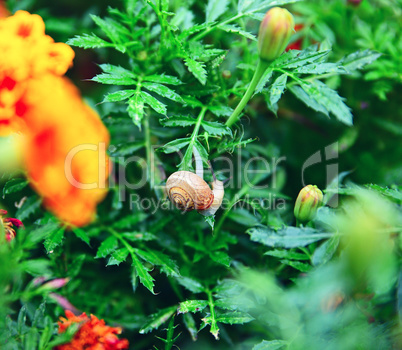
166,171,214,211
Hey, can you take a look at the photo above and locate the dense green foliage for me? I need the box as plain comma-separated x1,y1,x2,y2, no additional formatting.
1,0,401,349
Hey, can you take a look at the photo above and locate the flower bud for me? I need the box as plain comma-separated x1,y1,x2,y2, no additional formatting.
258,7,295,62
294,185,323,222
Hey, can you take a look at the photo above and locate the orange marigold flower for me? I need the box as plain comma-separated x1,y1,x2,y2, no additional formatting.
0,209,23,241
55,310,129,350
0,0,9,18
0,11,110,226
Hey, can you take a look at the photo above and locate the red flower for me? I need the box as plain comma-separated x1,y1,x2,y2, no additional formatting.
286,24,303,51
0,209,23,241
54,310,129,350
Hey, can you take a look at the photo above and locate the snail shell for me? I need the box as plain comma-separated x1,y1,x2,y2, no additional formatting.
166,171,214,211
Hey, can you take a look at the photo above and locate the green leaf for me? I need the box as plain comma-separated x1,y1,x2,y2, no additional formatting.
95,236,119,258
72,228,91,246
17,305,27,334
3,178,28,198
22,259,51,276
143,74,182,86
44,227,65,253
90,14,120,43
107,247,130,266
143,82,185,103
311,235,340,266
208,105,233,117
215,311,254,325
293,63,347,75
183,313,198,341
184,58,207,85
109,141,144,157
132,253,155,293
255,69,273,94
139,306,177,334
102,90,136,102
127,93,145,129
217,24,256,41
134,248,180,277
25,328,39,350
280,259,311,272
264,249,310,260
289,85,328,116
178,300,209,314
175,276,205,293
209,251,231,267
22,223,60,248
141,91,167,115
340,49,382,71
160,116,196,128
292,81,353,125
275,49,330,69
252,339,288,350
112,212,148,229
265,74,287,115
66,33,111,49
246,225,333,248
93,64,136,85
206,0,230,23
16,196,42,221
201,120,232,136
158,138,191,154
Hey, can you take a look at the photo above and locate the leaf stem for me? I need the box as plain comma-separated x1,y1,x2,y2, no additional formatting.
226,59,270,127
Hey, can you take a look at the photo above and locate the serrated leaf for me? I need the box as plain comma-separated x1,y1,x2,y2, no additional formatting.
311,235,340,266
108,141,144,157
201,120,232,136
16,196,42,221
280,259,311,272
208,105,233,117
175,276,205,293
218,24,256,40
127,93,145,128
206,0,229,23
289,85,328,116
139,306,177,334
90,14,120,43
107,247,129,266
143,82,185,103
72,228,91,246
160,116,196,128
112,212,148,229
215,311,254,324
3,178,28,198
209,251,231,267
293,63,347,75
247,225,333,248
265,74,287,115
93,64,136,85
44,227,65,253
340,49,381,71
178,300,208,314
253,339,288,350
22,223,60,248
134,248,180,277
158,138,191,154
264,249,309,260
143,74,182,85
275,49,330,69
255,69,273,94
184,58,207,85
301,81,353,125
132,253,155,293
194,140,209,167
121,231,157,242
141,91,167,115
102,90,136,103
66,33,111,49
95,236,118,258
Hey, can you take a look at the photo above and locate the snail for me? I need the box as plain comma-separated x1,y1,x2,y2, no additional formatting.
165,147,224,216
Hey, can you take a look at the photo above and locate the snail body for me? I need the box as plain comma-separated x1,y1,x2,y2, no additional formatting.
166,171,214,212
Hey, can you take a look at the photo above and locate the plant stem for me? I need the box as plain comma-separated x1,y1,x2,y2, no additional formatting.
226,59,270,127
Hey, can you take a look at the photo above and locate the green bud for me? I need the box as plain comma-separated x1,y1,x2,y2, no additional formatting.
258,7,295,62
294,185,323,222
